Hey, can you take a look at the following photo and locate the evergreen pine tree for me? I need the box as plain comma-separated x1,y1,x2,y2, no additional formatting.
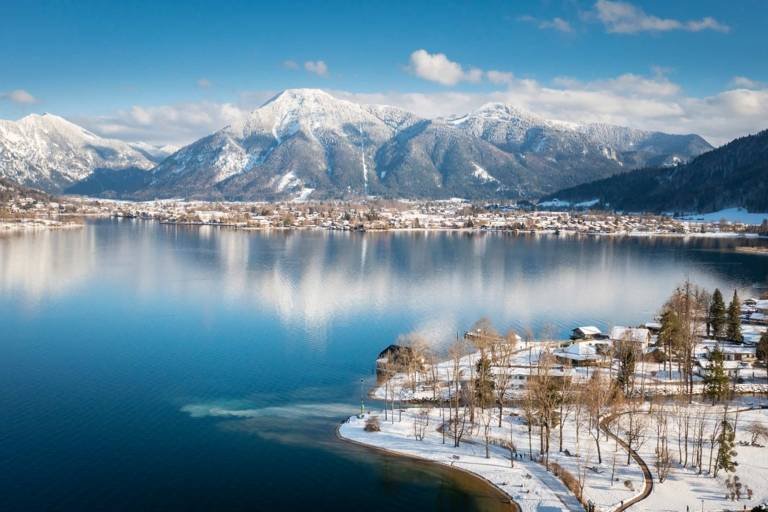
709,288,726,338
715,419,738,476
474,356,495,406
704,348,729,404
726,290,742,342
658,309,681,375
616,340,637,395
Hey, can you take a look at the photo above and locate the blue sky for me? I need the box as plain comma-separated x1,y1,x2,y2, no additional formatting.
1,0,766,145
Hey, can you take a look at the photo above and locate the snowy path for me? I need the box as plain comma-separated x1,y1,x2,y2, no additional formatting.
601,412,653,511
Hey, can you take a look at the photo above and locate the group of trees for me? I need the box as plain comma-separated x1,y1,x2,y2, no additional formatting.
659,281,747,402
372,302,765,504
707,288,743,342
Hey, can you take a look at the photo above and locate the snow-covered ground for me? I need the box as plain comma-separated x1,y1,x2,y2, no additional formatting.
340,409,585,512
681,208,768,226
616,404,768,512
342,401,768,512
362,336,768,511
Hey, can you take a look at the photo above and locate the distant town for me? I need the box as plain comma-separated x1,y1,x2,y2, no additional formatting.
2,190,768,238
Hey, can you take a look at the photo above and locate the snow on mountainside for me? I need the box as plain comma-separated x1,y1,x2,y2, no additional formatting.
0,113,156,192
133,89,711,201
446,103,712,169
2,90,713,200
144,89,423,200
127,141,179,163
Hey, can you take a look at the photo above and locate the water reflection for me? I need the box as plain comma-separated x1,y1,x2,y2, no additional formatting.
1,221,766,339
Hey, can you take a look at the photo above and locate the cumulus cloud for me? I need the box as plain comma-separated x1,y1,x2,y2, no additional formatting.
282,60,299,70
729,76,765,90
518,15,574,33
75,63,766,149
594,0,730,34
73,98,268,146
303,60,328,77
336,72,766,146
197,78,212,89
1,89,38,104
486,70,515,85
408,49,483,86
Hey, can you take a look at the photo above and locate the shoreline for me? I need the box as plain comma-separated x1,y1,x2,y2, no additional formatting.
735,246,768,256
113,217,768,239
336,421,521,512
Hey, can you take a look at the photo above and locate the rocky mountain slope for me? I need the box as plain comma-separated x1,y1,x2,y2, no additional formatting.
2,90,713,200
543,129,768,213
0,114,173,192
131,89,710,200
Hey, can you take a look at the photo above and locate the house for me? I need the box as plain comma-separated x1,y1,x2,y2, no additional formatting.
698,342,756,362
570,326,606,341
554,342,602,366
695,358,752,380
610,326,651,349
644,321,662,335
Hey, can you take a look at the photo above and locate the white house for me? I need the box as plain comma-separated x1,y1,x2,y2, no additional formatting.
570,326,605,340
554,342,602,366
610,326,651,349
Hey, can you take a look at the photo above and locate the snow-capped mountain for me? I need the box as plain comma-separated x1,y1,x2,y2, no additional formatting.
143,89,421,200
6,90,712,200
445,103,712,186
130,89,710,200
0,113,158,192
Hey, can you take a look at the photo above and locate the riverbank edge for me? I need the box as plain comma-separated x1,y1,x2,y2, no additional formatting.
336,420,520,511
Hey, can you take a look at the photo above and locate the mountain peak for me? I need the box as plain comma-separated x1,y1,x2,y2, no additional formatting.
262,88,337,107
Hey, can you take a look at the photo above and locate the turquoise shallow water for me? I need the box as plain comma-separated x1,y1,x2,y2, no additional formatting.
0,220,765,511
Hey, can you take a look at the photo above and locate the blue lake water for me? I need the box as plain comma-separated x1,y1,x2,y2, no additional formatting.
1,220,766,511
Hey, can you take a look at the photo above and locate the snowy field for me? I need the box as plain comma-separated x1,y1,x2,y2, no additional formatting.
341,401,768,512
618,404,768,512
358,338,768,511
340,409,584,512
681,208,768,226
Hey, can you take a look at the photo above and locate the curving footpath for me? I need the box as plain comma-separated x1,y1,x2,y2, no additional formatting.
600,413,653,512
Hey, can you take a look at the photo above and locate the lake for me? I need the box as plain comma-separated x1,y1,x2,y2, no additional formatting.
1,220,766,511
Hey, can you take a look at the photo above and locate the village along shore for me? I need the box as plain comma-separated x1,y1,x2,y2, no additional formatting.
339,285,768,512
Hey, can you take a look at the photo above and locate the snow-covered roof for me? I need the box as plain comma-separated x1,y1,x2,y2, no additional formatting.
610,326,650,343
573,326,602,336
698,341,756,355
555,343,600,361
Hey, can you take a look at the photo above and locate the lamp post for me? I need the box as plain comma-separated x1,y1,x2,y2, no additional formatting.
359,378,365,417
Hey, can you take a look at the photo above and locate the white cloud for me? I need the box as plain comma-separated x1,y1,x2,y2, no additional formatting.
486,70,515,85
729,76,765,90
74,65,767,149
197,78,212,89
336,74,767,146
408,49,483,86
282,60,299,70
1,89,38,104
74,100,260,146
304,60,328,77
519,15,574,33
595,0,730,34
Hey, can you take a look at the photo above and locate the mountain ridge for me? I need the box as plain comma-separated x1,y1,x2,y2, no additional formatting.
0,113,175,192
1,89,713,200
542,129,768,213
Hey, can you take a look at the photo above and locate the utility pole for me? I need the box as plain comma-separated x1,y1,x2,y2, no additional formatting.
359,378,365,417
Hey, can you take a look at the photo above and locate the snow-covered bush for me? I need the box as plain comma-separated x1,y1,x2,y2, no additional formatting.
364,416,381,432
